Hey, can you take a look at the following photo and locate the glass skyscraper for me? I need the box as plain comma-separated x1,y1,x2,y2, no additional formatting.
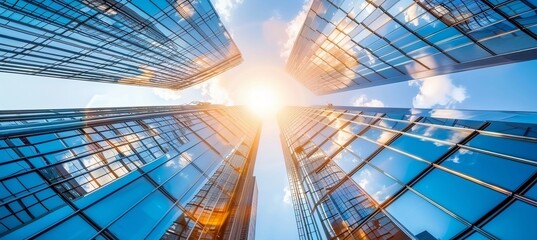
279,105,537,239
286,0,537,94
0,104,260,239
0,0,241,89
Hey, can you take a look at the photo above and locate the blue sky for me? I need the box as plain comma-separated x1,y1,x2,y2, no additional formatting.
1,0,537,239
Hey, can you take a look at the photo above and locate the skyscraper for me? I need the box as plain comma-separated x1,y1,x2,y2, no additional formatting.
0,104,259,239
0,0,241,89
286,0,537,95
279,105,537,239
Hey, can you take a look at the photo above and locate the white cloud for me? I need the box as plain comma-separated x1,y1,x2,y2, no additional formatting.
410,76,468,108
352,94,385,107
357,169,372,189
175,1,196,19
153,88,182,100
213,0,244,22
281,0,312,60
283,186,292,204
449,156,461,164
197,77,234,105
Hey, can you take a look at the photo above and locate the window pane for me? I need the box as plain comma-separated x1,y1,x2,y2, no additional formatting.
369,148,428,183
390,134,451,161
407,124,471,143
351,211,411,239
162,164,204,199
109,191,174,239
525,183,537,201
386,191,466,239
328,180,375,227
148,153,191,184
465,232,489,240
483,201,537,239
332,149,360,173
467,134,537,162
362,128,396,144
414,169,506,222
38,215,97,240
442,149,537,191
352,165,402,203
84,178,153,227
347,137,381,161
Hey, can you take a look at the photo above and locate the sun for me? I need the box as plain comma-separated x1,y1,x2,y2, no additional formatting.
245,84,282,119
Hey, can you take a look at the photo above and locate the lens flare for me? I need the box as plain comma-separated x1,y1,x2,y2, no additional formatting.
246,85,282,119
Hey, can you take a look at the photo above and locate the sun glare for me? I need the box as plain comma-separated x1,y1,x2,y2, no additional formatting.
246,85,282,119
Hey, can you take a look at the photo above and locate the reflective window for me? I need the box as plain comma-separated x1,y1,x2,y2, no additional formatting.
332,149,360,173
162,164,204,199
390,134,451,161
347,137,381,161
37,215,97,240
407,124,472,143
481,30,537,54
525,183,537,201
351,211,411,239
467,134,537,162
84,178,153,227
362,128,396,144
369,148,428,183
149,153,191,184
319,139,342,157
0,148,19,163
352,165,402,203
145,206,184,239
191,148,219,173
328,180,375,227
109,191,174,239
485,121,537,138
483,201,537,239
386,191,467,239
465,232,489,240
414,169,506,222
442,149,537,191
178,174,210,206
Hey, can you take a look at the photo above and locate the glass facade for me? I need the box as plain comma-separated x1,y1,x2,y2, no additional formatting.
0,105,259,239
0,0,241,89
219,176,258,240
286,0,537,94
278,105,537,240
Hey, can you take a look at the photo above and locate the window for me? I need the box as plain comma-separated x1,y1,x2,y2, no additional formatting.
328,180,375,227
525,183,537,201
483,201,537,239
109,191,175,239
386,191,466,239
352,211,411,239
442,149,536,191
485,121,537,138
407,124,472,143
414,169,506,222
332,149,360,173
352,165,402,203
467,134,537,162
369,148,428,183
390,134,451,162
161,164,204,199
38,215,97,240
347,137,381,161
84,178,153,227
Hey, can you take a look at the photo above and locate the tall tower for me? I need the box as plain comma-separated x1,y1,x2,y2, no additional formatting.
286,0,537,94
0,0,241,89
278,105,537,239
0,104,259,239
